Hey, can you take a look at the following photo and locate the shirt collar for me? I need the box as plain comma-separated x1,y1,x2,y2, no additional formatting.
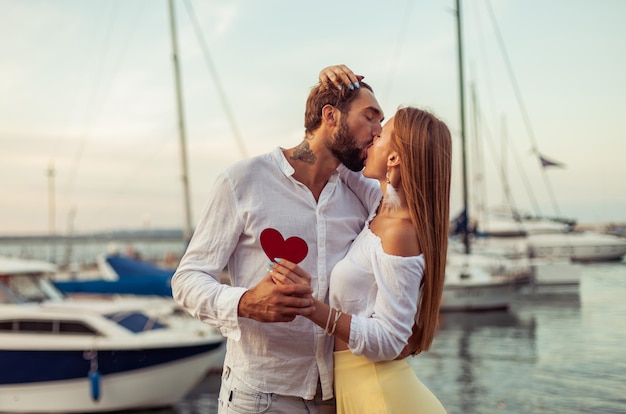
273,147,295,176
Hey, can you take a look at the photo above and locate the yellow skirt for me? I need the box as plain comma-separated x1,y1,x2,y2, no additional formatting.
334,350,447,414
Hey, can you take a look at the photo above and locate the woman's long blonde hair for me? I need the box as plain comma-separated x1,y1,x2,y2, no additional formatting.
392,107,452,351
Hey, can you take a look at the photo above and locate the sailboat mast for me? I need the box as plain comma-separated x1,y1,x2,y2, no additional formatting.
455,0,470,254
167,0,193,244
47,160,57,263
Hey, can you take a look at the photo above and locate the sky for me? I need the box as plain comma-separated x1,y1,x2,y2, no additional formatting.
1,0,625,235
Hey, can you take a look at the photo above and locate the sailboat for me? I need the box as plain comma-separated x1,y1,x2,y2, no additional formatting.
449,4,626,267
441,0,530,312
469,149,626,265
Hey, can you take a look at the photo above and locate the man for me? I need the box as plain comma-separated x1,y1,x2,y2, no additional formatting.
172,67,384,413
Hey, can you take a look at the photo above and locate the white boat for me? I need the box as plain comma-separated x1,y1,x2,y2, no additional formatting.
525,259,581,294
0,256,225,413
442,249,530,312
476,213,626,263
469,238,583,293
475,211,573,238
527,231,626,263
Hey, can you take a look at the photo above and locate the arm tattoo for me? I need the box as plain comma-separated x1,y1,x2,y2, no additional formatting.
291,139,317,164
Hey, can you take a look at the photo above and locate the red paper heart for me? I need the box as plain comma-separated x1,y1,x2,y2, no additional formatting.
260,228,308,264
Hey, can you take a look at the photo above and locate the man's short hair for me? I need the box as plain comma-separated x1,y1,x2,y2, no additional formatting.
304,81,373,134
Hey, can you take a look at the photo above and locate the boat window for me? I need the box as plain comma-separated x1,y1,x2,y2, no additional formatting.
0,282,18,304
105,312,166,333
0,319,99,335
3,274,63,303
19,320,54,332
59,321,99,334
0,275,23,304
0,321,14,331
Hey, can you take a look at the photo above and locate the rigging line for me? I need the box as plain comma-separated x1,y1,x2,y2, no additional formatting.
182,0,248,159
483,0,538,153
471,85,521,220
471,1,498,133
85,0,148,124
65,0,120,200
469,3,540,218
504,119,543,218
470,5,525,218
468,82,489,230
58,1,147,235
467,9,497,218
484,0,561,217
475,93,543,218
52,0,110,156
77,0,148,148
380,0,414,104
498,115,521,219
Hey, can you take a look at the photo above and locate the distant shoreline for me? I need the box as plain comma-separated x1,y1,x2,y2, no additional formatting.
0,229,188,267
0,229,186,242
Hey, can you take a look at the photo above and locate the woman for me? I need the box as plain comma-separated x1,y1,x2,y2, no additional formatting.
271,68,452,413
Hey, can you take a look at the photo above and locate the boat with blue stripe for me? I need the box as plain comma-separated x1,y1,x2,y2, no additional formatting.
0,256,225,413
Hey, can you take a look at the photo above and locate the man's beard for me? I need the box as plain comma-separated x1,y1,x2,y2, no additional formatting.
327,118,365,172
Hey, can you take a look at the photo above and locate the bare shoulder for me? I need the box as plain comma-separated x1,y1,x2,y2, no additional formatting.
378,218,421,257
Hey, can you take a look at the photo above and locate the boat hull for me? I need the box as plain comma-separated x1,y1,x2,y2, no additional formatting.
521,260,581,294
527,233,626,263
442,281,513,312
0,343,225,413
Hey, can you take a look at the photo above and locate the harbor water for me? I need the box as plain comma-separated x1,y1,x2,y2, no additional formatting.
162,261,626,414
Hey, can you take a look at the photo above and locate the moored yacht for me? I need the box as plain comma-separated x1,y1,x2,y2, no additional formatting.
475,213,626,263
0,256,225,413
442,247,531,311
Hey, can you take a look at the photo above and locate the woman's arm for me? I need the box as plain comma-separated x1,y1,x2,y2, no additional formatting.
271,254,422,361
270,259,352,342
